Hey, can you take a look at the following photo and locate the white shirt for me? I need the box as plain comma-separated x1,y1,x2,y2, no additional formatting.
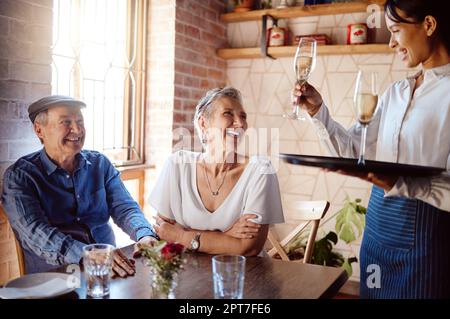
312,63,450,212
149,150,285,231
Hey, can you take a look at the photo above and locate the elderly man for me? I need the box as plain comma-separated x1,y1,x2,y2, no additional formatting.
1,95,157,277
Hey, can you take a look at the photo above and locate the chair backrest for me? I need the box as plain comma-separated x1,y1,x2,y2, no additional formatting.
267,200,330,264
0,205,25,277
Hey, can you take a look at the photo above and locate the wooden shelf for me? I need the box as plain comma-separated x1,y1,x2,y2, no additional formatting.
221,0,385,23
217,44,392,59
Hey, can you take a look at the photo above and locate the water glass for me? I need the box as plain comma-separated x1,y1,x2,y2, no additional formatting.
212,255,246,299
83,244,114,298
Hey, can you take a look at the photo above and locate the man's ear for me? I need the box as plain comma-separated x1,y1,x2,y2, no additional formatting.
34,122,45,140
423,15,437,37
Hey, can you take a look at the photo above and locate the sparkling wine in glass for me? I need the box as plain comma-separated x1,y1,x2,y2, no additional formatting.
353,70,379,165
284,37,317,121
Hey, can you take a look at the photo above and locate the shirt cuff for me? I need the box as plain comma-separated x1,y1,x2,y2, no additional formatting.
385,175,431,199
135,227,159,241
384,176,412,198
311,102,336,135
65,240,86,265
312,101,328,122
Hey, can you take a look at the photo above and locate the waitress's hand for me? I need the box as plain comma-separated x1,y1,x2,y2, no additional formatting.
292,82,323,117
324,169,398,192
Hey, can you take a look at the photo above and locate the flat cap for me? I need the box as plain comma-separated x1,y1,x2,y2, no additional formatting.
28,95,86,123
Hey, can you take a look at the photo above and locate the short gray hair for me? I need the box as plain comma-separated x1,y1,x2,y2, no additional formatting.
34,110,48,126
193,86,243,140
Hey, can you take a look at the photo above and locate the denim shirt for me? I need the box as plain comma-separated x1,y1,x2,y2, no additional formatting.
1,149,157,273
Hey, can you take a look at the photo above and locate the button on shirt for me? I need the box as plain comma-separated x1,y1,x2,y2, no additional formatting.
312,63,450,212
1,149,156,272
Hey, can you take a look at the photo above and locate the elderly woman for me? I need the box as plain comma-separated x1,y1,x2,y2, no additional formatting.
149,87,284,256
294,0,450,298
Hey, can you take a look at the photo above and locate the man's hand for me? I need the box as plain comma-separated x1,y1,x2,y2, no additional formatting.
325,168,398,192
225,214,261,239
133,235,158,258
112,248,136,278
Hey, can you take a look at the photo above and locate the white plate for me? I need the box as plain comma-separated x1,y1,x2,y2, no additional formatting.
3,272,77,299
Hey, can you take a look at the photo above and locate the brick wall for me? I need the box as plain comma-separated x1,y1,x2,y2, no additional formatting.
144,0,227,216
0,0,53,284
145,0,177,170
174,0,227,138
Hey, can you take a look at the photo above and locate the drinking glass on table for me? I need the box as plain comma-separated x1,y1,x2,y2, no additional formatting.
83,244,114,298
353,70,379,165
212,255,246,299
284,37,317,121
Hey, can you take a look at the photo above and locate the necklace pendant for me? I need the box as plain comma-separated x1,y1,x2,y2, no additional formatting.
212,191,219,196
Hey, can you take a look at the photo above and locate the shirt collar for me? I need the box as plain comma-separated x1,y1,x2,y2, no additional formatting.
39,149,58,175
409,63,450,82
77,151,92,168
39,149,91,175
424,62,450,80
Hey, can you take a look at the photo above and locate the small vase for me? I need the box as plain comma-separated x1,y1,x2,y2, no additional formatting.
150,269,177,299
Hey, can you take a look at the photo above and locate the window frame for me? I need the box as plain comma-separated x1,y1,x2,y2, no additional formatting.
51,0,148,167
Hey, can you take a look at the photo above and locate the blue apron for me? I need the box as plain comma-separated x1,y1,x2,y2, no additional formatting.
360,186,450,299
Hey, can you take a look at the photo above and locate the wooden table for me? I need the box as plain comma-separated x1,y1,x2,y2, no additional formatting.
72,245,348,299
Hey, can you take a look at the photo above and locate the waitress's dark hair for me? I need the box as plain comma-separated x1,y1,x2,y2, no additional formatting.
384,0,450,53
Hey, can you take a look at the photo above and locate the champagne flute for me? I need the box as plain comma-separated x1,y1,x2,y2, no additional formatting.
353,70,379,165
284,37,317,121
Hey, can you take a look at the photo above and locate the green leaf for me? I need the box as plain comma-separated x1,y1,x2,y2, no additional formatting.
358,212,366,229
335,198,367,244
324,231,338,245
339,224,356,243
342,258,354,276
311,231,343,266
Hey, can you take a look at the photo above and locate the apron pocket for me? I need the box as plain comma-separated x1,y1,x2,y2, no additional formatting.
365,186,417,251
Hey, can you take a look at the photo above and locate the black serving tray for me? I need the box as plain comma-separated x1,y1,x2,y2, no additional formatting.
279,153,445,176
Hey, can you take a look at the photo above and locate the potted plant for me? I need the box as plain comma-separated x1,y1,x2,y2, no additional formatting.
233,0,255,12
284,196,367,276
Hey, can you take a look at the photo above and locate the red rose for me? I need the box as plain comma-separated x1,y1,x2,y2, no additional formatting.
161,242,184,260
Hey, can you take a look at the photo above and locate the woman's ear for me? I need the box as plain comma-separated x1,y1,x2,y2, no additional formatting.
423,15,437,37
198,115,207,133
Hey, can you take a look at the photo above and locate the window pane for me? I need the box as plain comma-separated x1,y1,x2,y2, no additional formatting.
52,0,145,165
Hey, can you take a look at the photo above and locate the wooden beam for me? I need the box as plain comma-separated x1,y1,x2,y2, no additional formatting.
217,44,393,60
221,0,386,23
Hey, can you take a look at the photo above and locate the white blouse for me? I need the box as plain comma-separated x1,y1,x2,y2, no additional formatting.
148,151,285,231
312,63,450,212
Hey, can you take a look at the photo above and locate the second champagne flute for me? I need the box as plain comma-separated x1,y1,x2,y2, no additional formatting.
353,70,379,165
284,37,317,121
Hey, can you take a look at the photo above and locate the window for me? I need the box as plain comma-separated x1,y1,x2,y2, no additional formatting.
51,0,147,166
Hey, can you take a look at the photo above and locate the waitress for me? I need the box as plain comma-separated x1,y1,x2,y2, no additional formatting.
293,0,450,298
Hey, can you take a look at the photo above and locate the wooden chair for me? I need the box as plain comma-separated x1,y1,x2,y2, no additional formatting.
267,200,330,264
0,204,26,276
